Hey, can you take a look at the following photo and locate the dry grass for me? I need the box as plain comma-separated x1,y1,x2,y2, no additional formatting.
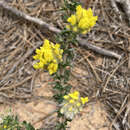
0,0,130,129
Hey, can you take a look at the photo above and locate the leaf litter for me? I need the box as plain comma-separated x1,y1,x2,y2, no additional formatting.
0,0,130,129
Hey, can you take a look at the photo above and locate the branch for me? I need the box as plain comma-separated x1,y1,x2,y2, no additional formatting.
77,37,121,59
0,1,122,59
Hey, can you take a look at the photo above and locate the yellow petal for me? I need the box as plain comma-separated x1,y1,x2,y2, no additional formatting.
33,55,38,60
81,30,87,34
76,102,81,107
69,94,78,100
74,91,79,96
33,63,40,69
48,63,58,75
81,97,88,104
36,49,41,54
44,39,50,45
64,95,69,100
84,97,89,102
69,99,75,104
67,15,77,25
81,97,85,104
73,26,78,32
68,106,73,111
43,39,51,49
76,5,83,21
66,25,71,30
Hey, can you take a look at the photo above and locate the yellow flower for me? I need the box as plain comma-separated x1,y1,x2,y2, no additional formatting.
69,99,75,104
69,93,78,100
76,5,83,21
66,5,98,34
84,97,89,102
33,61,44,69
48,62,58,75
44,49,53,62
68,106,73,111
68,91,79,100
81,97,88,104
67,15,77,25
60,91,88,119
4,125,7,128
63,95,69,100
81,30,88,34
73,26,78,32
43,39,51,49
66,25,71,30
33,39,63,75
73,91,79,96
53,44,63,61
76,102,81,107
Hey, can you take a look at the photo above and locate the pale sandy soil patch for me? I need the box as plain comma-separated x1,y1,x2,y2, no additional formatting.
68,102,110,130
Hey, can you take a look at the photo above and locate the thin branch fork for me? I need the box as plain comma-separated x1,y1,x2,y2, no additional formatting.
0,1,122,59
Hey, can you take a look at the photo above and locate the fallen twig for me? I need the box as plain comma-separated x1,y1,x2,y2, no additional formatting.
122,99,130,125
86,58,102,82
77,37,122,59
0,1,122,59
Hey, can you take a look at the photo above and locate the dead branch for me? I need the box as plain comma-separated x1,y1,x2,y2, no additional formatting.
0,1,122,59
86,58,102,82
77,37,122,59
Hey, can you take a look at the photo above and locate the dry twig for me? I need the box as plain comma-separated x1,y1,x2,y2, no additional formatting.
86,58,102,82
77,37,122,59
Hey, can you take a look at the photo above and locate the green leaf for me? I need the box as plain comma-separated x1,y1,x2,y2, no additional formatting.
53,94,64,104
22,121,35,130
54,82,64,91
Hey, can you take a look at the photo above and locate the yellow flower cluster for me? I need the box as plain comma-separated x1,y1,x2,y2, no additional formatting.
66,5,98,34
33,39,63,75
60,91,88,119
